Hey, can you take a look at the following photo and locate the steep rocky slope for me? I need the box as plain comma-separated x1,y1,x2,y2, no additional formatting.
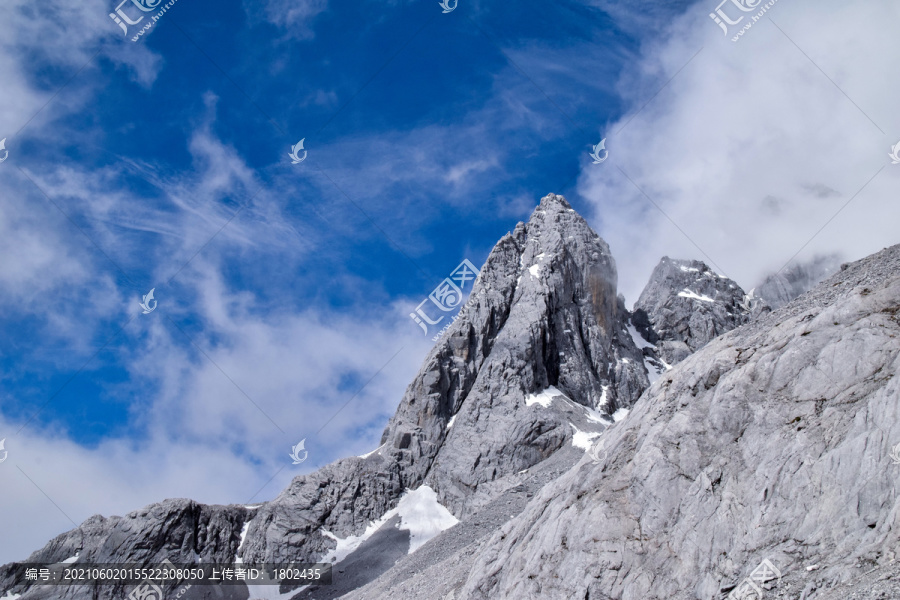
428,243,899,600
631,257,756,366
0,194,652,600
6,194,894,600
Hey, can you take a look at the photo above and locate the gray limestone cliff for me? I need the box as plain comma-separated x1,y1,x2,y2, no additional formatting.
350,243,900,600
0,194,651,600
631,257,753,366
7,195,894,600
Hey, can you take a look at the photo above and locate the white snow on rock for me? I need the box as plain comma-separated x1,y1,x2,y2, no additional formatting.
679,265,700,273
446,414,457,430
396,485,459,553
321,516,390,565
597,384,610,408
569,424,602,451
612,408,630,422
1,592,22,600
61,555,79,564
358,444,385,459
525,386,567,408
627,323,655,350
678,289,715,303
321,486,458,562
527,253,550,279
552,391,611,424
235,520,251,563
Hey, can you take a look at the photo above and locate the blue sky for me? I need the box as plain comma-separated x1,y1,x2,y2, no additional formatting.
1,0,899,564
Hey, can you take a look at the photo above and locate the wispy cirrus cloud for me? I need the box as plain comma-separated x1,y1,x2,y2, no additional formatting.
243,0,330,37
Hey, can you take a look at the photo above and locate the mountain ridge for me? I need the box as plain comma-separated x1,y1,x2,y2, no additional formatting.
4,196,895,600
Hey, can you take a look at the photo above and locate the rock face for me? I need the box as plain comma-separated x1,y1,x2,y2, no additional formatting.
754,253,842,310
443,244,900,600
0,194,651,600
385,193,649,517
7,193,895,600
631,257,752,365
0,500,250,600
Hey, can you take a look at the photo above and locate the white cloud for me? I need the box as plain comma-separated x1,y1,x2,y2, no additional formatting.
579,0,900,304
0,266,432,564
243,0,329,38
0,60,435,567
0,0,163,139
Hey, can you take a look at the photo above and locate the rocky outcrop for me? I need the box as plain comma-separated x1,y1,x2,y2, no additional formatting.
0,194,651,600
8,192,883,600
632,257,752,365
386,193,649,516
447,243,900,600
754,253,842,310
0,500,250,600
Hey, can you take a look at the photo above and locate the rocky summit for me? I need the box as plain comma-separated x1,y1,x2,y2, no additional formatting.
2,195,899,600
631,256,755,367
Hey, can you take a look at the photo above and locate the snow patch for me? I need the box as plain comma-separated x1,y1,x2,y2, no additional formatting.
528,263,541,278
321,486,458,561
234,521,251,564
678,289,715,303
358,444,385,459
679,265,700,273
627,323,655,350
585,405,612,424
244,505,262,510
597,385,610,408
61,555,79,564
525,386,568,408
554,392,612,424
612,408,630,422
396,486,459,553
1,593,21,600
446,414,457,430
570,423,602,451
